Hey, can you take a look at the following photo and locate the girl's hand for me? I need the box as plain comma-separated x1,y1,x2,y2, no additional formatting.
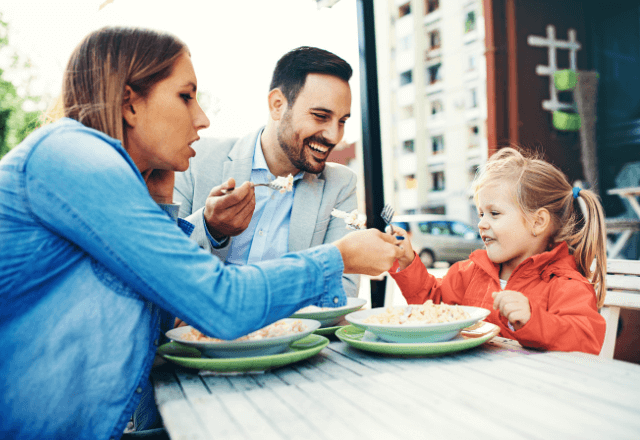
386,226,415,270
144,169,175,204
492,290,531,330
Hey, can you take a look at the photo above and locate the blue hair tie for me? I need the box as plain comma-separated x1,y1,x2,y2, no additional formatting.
572,187,581,199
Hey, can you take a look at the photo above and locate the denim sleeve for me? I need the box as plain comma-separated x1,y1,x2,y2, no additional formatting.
25,130,346,340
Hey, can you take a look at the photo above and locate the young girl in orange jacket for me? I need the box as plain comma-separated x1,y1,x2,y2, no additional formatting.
389,147,607,354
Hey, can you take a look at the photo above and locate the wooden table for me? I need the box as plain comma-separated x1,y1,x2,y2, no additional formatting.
606,187,640,258
152,337,640,439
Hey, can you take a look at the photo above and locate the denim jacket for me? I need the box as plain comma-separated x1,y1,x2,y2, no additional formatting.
0,118,346,440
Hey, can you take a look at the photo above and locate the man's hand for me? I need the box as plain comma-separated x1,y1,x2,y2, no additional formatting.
492,290,531,330
145,169,175,204
333,229,405,276
204,178,256,241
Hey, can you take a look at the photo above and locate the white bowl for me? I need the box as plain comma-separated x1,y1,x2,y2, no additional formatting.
166,318,321,358
290,297,367,327
345,306,490,343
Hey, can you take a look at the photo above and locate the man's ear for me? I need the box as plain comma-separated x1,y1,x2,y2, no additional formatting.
122,85,139,127
268,88,287,121
532,208,551,237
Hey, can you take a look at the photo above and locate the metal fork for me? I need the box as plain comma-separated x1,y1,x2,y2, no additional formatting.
221,181,287,194
380,204,395,234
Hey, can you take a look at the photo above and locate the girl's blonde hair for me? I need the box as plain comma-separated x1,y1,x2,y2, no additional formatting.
46,26,188,146
473,147,607,307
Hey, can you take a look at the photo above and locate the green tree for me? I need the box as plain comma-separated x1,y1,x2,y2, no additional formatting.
0,14,42,159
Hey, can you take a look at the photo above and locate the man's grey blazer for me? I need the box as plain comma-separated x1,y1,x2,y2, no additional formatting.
174,127,360,297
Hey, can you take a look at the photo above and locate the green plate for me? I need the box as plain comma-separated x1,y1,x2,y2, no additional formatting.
335,323,499,356
314,325,345,336
157,334,329,372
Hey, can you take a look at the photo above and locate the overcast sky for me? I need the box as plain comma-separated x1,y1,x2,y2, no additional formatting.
1,0,362,141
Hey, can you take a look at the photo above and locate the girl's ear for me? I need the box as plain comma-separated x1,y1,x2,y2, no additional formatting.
122,85,139,127
268,88,287,121
532,208,551,237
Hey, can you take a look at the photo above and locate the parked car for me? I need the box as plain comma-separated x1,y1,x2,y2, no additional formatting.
392,214,485,268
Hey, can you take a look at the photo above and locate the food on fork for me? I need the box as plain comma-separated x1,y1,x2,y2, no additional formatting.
331,208,366,230
182,319,308,342
364,300,470,325
272,174,294,193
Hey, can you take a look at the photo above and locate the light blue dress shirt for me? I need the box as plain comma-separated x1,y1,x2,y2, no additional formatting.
0,118,346,440
226,132,304,265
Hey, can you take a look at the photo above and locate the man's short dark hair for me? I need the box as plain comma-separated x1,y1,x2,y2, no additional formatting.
269,46,353,107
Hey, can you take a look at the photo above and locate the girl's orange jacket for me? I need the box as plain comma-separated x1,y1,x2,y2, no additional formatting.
389,241,606,354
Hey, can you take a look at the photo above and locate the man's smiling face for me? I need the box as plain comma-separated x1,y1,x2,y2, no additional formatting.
276,73,351,174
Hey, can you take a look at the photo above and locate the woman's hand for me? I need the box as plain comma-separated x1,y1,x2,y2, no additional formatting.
333,229,404,276
492,290,531,330
144,169,175,204
386,226,415,270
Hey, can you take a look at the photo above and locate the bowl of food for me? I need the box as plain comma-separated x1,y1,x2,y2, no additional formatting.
165,318,321,358
345,301,490,343
291,297,367,327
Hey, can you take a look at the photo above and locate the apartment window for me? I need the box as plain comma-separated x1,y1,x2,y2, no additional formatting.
468,54,476,71
431,135,444,154
398,34,413,51
469,88,478,108
465,11,476,33
405,175,418,189
427,63,442,85
399,2,411,18
399,70,413,86
429,29,441,50
403,139,415,153
400,105,414,120
469,124,480,147
432,171,445,191
468,165,479,183
430,100,443,117
426,0,439,14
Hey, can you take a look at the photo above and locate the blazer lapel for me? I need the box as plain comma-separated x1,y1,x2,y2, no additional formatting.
222,127,263,184
289,173,325,252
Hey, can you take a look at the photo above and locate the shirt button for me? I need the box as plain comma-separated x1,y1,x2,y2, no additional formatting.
333,297,339,304
258,230,264,236
136,387,143,394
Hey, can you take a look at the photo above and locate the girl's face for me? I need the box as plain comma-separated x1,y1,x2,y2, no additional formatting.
124,53,210,174
476,182,541,280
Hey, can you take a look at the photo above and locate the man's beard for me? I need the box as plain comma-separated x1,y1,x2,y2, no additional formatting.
276,111,332,174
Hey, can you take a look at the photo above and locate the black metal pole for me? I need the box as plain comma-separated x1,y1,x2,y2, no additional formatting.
356,0,386,308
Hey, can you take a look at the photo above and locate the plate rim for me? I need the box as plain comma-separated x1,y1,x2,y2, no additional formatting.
345,305,490,332
158,334,330,371
165,318,321,356
290,297,368,320
335,323,500,355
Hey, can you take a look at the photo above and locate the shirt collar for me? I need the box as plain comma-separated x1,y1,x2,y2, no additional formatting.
252,129,305,181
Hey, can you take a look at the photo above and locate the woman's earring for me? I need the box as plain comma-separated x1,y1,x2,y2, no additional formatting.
532,230,537,237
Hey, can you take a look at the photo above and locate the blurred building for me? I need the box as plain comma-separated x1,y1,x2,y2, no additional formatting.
374,0,488,225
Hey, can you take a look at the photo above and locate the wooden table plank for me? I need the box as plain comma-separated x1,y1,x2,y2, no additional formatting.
269,383,363,440
372,372,528,439
429,359,639,438
155,339,640,440
295,380,401,439
243,388,326,440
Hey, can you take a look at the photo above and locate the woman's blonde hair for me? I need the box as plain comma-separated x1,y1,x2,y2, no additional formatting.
473,147,607,307
47,26,187,146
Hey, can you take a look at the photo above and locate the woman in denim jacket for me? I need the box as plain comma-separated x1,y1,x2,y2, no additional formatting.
0,27,403,440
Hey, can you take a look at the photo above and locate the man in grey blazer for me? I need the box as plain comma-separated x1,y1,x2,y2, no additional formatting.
174,47,360,297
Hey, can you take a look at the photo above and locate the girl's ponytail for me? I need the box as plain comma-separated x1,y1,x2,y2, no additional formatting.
566,188,607,307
